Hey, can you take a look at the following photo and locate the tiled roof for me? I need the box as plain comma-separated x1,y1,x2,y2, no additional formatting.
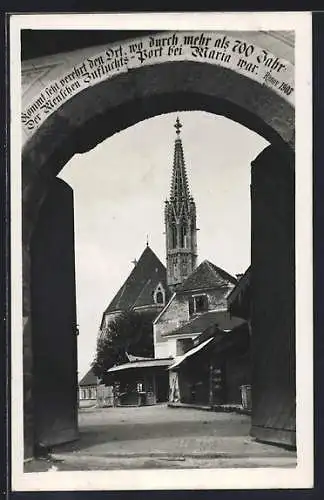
169,324,250,371
79,368,97,386
168,337,214,370
107,358,173,373
195,316,247,346
104,246,170,314
177,260,237,293
164,310,245,338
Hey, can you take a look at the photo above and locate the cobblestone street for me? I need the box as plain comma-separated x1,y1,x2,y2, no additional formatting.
25,404,296,471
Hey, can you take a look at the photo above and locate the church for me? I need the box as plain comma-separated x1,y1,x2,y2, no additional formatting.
94,117,249,407
98,243,171,339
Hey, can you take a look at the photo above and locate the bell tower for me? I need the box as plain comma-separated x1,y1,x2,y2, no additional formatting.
165,117,198,292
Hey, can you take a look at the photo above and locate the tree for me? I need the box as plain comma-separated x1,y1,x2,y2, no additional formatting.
91,309,155,382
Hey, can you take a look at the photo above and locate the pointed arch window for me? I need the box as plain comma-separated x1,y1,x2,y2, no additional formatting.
153,283,166,306
180,223,188,248
171,224,177,249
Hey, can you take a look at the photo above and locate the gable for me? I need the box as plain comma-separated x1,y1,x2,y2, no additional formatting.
153,292,189,343
178,260,237,293
79,368,97,386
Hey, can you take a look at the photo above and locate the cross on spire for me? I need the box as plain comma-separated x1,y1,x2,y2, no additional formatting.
174,116,182,136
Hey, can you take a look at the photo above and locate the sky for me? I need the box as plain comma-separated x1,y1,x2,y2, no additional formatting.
58,110,269,380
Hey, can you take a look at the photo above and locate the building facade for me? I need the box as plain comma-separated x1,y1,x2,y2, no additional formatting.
154,260,238,359
79,368,114,408
106,356,172,406
78,369,98,408
168,318,251,408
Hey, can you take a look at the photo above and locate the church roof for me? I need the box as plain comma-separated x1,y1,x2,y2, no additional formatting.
177,260,237,293
79,368,97,386
104,245,169,314
163,310,244,338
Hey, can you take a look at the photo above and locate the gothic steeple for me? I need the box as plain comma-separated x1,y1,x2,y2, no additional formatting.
165,117,198,292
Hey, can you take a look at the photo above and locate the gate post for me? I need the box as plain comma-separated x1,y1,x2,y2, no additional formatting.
250,144,295,447
23,178,79,458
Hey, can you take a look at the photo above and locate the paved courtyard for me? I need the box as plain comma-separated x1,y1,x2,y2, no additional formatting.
25,404,297,471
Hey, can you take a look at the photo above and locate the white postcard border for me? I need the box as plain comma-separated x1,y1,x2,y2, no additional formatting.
10,11,313,491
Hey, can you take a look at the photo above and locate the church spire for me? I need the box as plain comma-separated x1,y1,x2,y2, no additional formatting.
164,117,198,292
170,117,190,203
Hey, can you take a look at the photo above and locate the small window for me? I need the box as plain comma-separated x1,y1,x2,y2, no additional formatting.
189,294,208,315
156,291,164,304
195,295,208,312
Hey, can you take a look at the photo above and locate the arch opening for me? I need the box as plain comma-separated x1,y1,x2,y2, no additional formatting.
21,56,295,458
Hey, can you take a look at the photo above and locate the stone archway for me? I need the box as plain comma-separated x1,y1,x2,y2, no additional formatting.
21,31,295,458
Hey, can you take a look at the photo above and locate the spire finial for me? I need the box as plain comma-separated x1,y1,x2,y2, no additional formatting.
174,116,182,136
146,234,149,247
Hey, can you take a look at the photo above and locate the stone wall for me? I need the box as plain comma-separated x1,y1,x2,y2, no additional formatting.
154,287,234,358
154,294,189,352
197,288,234,312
